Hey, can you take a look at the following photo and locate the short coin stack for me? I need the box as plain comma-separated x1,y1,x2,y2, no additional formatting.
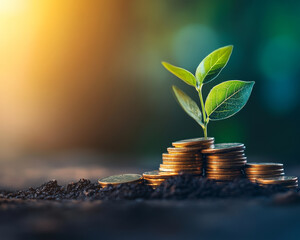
245,163,285,182
254,176,298,189
142,170,176,188
202,143,246,181
98,174,143,187
159,137,214,175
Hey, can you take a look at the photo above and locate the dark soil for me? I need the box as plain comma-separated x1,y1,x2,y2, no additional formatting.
0,174,297,201
2,175,300,239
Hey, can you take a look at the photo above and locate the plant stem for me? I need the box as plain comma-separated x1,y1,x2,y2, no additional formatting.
203,125,207,138
198,85,208,138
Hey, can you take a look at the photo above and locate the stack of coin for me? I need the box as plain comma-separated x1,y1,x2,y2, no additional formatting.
254,176,298,189
98,174,143,187
159,137,214,175
142,170,176,188
245,163,285,182
202,143,246,181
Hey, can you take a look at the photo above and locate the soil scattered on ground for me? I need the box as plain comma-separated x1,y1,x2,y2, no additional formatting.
0,174,298,201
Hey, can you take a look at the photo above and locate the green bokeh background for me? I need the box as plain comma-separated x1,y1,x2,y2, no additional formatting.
1,0,300,164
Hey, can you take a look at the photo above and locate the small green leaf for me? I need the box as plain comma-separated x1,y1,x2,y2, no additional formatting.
162,62,196,87
196,45,233,85
172,85,204,127
205,80,254,120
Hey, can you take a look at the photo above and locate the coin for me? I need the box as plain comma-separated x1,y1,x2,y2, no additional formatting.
246,173,285,177
205,150,245,157
206,169,242,174
245,169,284,174
206,168,242,173
255,176,298,184
147,183,162,187
206,158,247,163
159,168,202,173
158,171,179,176
172,137,214,148
143,170,171,179
206,161,247,166
160,164,201,169
98,174,143,186
145,179,166,184
159,167,202,171
163,153,201,159
202,143,245,154
245,163,283,169
162,160,202,165
247,173,286,180
206,153,246,160
167,147,202,154
163,156,202,161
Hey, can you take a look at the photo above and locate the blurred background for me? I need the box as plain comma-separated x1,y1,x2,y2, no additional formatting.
0,0,300,188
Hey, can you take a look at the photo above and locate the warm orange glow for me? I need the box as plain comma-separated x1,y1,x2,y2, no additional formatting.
0,0,25,14
0,1,137,157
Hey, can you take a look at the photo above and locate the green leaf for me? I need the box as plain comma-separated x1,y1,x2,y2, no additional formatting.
195,45,233,85
205,80,255,120
172,85,204,127
162,62,196,87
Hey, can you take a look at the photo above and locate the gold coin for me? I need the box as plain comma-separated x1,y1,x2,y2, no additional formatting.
167,147,202,154
159,168,202,173
145,179,166,184
202,143,245,154
247,174,285,180
143,170,171,179
205,151,245,157
245,169,284,174
207,168,244,173
245,163,283,169
246,174,285,179
172,137,214,148
206,161,247,166
246,171,285,176
147,183,162,187
206,158,247,163
163,156,202,161
158,171,180,176
159,164,202,170
163,153,201,158
98,174,142,186
173,142,213,149
255,176,298,184
162,160,202,165
206,155,246,160
160,166,202,171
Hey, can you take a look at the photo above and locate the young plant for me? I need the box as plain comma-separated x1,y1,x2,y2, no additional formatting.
162,45,254,138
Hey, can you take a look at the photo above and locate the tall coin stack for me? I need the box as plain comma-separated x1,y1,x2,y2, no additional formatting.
160,137,214,174
143,138,214,188
202,143,246,181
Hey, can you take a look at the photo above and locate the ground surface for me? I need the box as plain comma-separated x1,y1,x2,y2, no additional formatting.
1,196,300,240
1,156,300,240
